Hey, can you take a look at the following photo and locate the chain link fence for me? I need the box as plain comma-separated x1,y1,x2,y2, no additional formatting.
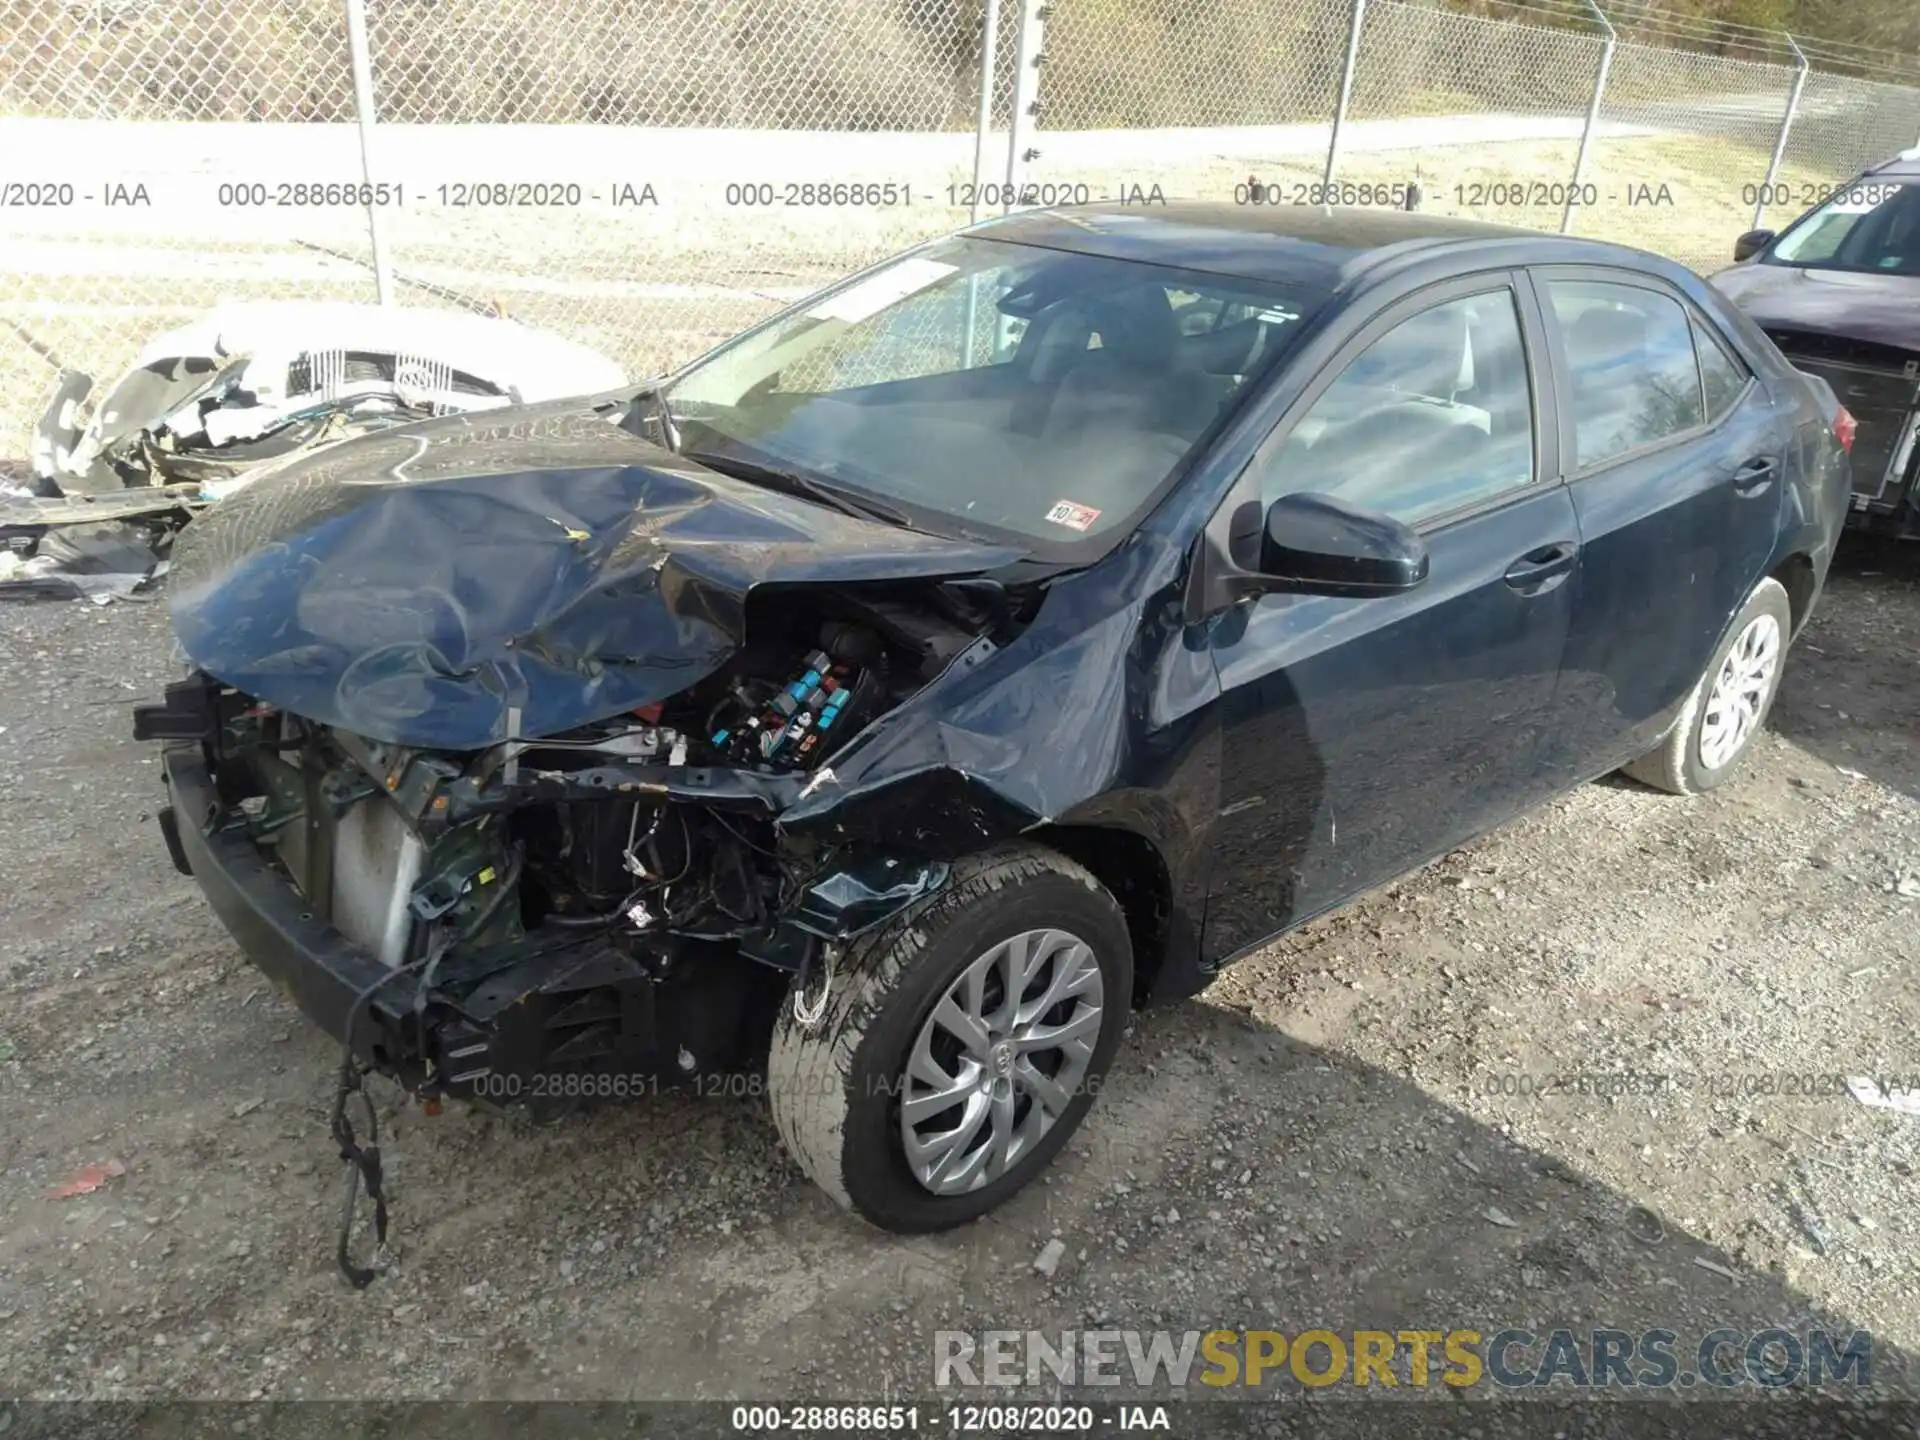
1343,2,1606,228
0,0,380,468
1581,40,1801,265
1779,70,1920,215
362,0,992,378
1013,0,1353,210
4,0,1920,465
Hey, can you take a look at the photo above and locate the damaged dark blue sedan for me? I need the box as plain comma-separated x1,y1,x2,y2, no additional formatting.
137,205,1852,1255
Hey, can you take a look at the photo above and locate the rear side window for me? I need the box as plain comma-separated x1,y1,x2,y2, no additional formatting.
1548,280,1704,467
1691,317,1748,421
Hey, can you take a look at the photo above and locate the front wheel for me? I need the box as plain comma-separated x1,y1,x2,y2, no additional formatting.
767,843,1132,1232
1622,576,1791,795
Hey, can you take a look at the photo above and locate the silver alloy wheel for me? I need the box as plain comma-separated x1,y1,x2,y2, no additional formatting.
899,927,1104,1196
1697,612,1781,771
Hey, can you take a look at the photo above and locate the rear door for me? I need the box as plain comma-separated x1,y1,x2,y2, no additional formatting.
1529,267,1789,782
1202,272,1580,961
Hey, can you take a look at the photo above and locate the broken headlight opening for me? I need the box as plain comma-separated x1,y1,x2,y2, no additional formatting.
140,581,1003,1286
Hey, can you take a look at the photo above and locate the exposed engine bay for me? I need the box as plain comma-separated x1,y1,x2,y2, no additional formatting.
465,585,986,950
132,386,1073,1281
147,580,1006,1108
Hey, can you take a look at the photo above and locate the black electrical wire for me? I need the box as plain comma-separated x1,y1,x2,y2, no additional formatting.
706,806,779,857
461,841,526,939
329,937,443,1289
541,808,694,929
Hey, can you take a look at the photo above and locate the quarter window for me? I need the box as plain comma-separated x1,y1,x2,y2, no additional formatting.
1259,289,1536,526
1548,280,1704,467
1692,317,1748,422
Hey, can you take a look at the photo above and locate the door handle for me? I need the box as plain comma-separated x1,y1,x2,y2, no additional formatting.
1731,456,1778,495
1503,541,1577,594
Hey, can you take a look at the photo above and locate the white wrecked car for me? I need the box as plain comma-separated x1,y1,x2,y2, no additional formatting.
32,301,630,497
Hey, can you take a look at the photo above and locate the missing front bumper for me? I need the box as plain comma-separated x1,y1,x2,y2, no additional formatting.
164,740,435,1078
160,741,768,1097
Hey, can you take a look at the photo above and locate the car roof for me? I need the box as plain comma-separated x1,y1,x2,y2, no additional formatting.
963,201,1644,291
1865,149,1920,179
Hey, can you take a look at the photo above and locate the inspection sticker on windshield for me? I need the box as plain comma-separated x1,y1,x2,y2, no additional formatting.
1044,499,1102,532
806,258,958,324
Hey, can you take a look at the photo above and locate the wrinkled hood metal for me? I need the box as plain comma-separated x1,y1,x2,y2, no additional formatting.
167,398,1022,748
1711,262,1920,352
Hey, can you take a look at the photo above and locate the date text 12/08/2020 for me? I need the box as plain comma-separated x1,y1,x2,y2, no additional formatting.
1232,180,1678,208
1476,1070,1920,1099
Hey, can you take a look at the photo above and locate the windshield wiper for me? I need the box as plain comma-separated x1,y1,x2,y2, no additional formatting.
639,388,681,452
681,449,913,529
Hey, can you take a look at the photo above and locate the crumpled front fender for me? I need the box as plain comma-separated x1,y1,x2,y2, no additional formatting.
778,541,1222,880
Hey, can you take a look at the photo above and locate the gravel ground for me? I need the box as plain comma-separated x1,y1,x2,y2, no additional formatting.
0,537,1917,1423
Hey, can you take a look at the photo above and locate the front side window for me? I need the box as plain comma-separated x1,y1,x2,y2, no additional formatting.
1766,180,1920,275
662,237,1321,549
1259,289,1536,526
1548,280,1704,468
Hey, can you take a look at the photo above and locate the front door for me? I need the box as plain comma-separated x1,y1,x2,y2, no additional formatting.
1201,277,1578,963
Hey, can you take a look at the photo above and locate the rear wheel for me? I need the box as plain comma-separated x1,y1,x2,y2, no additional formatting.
767,843,1132,1232
1622,577,1790,795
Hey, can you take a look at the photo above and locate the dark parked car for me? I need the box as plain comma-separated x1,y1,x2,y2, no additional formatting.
1717,151,1918,536
138,205,1851,1265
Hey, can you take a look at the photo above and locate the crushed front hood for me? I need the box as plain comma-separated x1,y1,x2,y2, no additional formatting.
168,398,1021,748
1711,262,1920,352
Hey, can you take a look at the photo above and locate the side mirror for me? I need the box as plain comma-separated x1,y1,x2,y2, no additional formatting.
1260,491,1428,597
1733,228,1775,263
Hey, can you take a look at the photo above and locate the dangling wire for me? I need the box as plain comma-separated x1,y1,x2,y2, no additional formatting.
791,942,837,1030
329,929,448,1289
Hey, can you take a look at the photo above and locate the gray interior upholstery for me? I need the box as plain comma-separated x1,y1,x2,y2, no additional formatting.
1041,286,1222,444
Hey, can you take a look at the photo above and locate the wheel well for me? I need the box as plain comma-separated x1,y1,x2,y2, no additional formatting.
1028,824,1172,1006
1771,552,1817,637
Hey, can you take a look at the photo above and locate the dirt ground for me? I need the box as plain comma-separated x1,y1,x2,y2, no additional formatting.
1,536,1917,1424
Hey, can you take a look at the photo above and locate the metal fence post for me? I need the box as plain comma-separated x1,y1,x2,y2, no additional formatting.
964,0,1004,365
1754,34,1809,231
1002,0,1047,210
1562,0,1615,235
969,0,1003,226
343,0,394,305
1323,0,1366,188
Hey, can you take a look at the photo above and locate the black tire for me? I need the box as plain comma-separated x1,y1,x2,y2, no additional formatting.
767,843,1132,1232
1622,577,1792,796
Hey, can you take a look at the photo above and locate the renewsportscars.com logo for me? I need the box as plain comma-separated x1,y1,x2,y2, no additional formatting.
933,1327,1873,1390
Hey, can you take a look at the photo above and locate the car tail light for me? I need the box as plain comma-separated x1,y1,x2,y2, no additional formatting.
1833,405,1857,454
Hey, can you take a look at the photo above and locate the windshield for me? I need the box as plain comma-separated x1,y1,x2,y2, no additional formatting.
1766,179,1920,276
660,236,1319,550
